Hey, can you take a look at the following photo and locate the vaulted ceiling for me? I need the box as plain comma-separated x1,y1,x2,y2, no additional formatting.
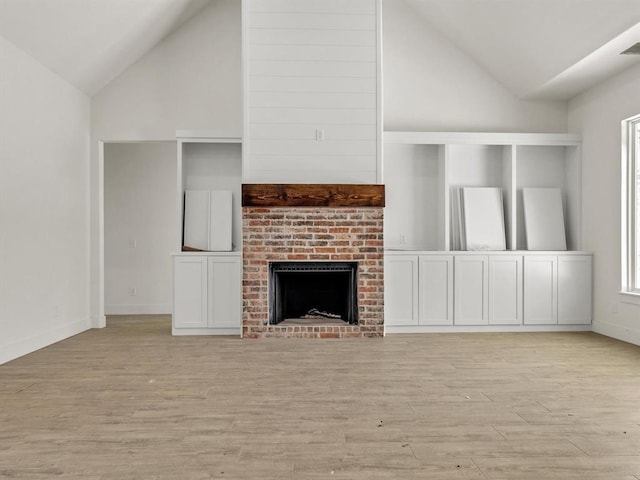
403,0,640,100
0,0,638,100
0,0,212,95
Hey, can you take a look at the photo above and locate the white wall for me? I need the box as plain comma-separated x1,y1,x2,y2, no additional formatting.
0,36,90,364
90,0,242,326
383,0,567,133
568,64,640,346
104,143,176,315
91,0,241,141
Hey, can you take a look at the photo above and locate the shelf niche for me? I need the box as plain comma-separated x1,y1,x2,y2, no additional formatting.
177,138,242,252
383,132,582,252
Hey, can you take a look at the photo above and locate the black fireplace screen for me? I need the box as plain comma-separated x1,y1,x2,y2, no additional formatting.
269,262,358,325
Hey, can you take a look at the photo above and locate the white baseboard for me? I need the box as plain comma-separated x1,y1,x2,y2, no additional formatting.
592,320,640,346
172,327,241,336
105,304,171,315
91,314,107,328
0,317,91,365
384,324,592,334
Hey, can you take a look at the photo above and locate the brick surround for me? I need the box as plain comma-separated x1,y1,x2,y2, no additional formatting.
242,207,384,338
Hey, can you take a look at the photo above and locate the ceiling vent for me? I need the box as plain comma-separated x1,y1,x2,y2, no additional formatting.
620,42,640,55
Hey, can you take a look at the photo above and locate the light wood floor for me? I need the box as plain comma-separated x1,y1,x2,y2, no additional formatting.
1,315,639,479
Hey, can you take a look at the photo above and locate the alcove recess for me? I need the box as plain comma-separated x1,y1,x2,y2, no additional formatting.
176,133,242,252
383,132,582,252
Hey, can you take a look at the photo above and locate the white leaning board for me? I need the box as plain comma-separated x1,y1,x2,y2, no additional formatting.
184,190,233,251
522,188,566,251
462,187,506,251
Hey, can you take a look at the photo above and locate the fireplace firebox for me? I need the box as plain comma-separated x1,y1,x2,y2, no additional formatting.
269,262,358,325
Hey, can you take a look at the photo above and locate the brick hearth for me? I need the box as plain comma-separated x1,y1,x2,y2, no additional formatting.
242,206,384,338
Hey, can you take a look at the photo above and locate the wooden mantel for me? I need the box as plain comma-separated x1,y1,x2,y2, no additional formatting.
242,184,385,208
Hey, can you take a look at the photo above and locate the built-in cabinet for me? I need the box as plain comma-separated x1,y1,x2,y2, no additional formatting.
172,253,242,335
419,255,453,325
384,255,419,326
385,252,592,333
454,255,489,326
384,131,592,333
489,255,523,325
523,254,593,326
172,133,243,336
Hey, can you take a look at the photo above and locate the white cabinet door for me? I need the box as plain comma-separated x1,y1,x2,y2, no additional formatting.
173,256,208,328
208,256,242,328
419,255,453,325
384,256,419,326
454,256,489,325
524,256,557,325
489,255,523,325
558,255,592,325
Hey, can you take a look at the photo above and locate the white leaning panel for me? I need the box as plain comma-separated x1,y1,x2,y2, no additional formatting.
183,190,210,251
183,190,233,251
462,187,506,251
522,187,566,251
209,190,232,252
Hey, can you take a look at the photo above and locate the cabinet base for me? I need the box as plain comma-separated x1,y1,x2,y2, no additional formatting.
172,327,241,336
385,324,591,334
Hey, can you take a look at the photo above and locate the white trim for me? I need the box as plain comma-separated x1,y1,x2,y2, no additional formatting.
176,140,184,251
376,0,383,184
96,142,106,328
105,305,172,315
0,317,91,365
172,251,242,257
384,250,593,256
621,114,640,294
618,291,640,306
172,327,241,336
385,324,591,334
241,0,249,182
592,320,640,347
384,131,581,146
175,130,241,142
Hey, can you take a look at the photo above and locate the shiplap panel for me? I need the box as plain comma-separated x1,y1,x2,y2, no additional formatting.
249,44,376,62
249,92,375,109
244,0,379,183
249,139,376,156
249,75,376,94
249,28,375,47
246,168,378,184
248,12,375,30
247,0,375,15
246,155,377,172
249,107,376,125
248,124,377,141
249,60,375,78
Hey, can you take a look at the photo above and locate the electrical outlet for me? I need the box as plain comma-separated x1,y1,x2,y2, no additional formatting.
129,239,137,249
611,302,618,314
400,234,407,244
129,287,137,297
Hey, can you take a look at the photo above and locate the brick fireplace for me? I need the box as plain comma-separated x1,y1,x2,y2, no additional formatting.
241,184,384,338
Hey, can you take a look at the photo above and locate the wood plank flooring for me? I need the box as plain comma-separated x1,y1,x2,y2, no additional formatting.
1,315,639,479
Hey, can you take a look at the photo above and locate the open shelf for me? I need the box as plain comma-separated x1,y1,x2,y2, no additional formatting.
383,132,581,253
384,143,444,250
515,144,580,250
177,137,242,252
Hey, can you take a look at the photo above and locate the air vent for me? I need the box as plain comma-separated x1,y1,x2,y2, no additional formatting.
620,42,640,55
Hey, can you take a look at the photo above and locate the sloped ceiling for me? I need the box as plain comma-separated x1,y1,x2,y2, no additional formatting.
0,0,637,100
0,0,212,96
403,0,640,100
